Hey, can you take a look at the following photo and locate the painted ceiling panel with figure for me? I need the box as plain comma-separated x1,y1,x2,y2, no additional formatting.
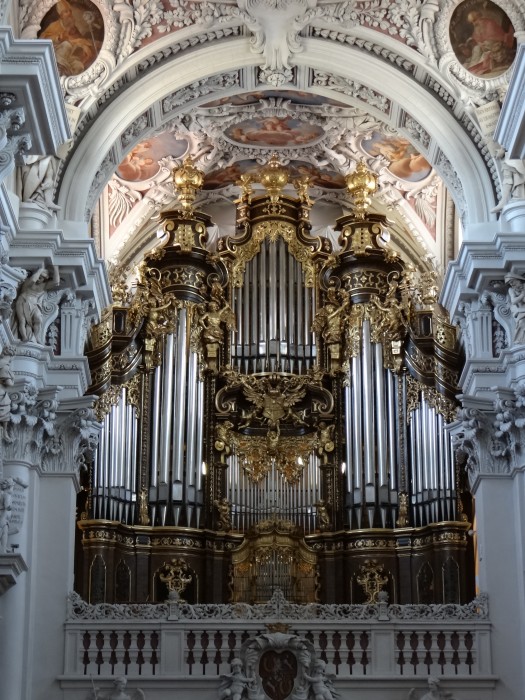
19,0,524,277
104,89,441,268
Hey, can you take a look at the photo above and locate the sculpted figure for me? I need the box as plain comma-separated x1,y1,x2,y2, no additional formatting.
17,155,60,211
0,347,15,424
219,658,254,700
409,676,455,700
0,476,28,553
505,274,525,344
89,676,145,700
15,266,60,343
304,659,338,700
492,149,525,213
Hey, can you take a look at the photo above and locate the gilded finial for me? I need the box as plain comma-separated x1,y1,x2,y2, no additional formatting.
345,161,378,220
172,156,204,213
259,153,289,203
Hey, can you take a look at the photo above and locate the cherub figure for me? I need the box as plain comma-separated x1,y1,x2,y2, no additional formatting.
219,658,254,700
89,676,145,700
304,659,338,700
409,676,456,700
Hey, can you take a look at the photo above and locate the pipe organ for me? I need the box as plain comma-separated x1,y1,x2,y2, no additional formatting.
78,157,472,607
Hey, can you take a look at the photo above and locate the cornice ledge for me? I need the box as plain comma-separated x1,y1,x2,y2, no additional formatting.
0,553,28,595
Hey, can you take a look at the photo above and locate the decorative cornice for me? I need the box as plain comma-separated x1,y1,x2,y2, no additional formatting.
66,587,489,621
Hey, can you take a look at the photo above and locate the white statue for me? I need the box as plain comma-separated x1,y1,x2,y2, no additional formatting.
492,149,525,213
219,658,255,700
409,676,456,700
0,346,15,424
17,155,61,211
0,476,28,554
89,676,145,700
505,273,525,344
304,659,338,700
15,265,61,343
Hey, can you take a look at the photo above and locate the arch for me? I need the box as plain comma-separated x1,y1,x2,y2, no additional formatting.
58,37,496,228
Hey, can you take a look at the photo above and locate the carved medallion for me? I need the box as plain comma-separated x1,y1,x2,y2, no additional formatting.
259,649,298,700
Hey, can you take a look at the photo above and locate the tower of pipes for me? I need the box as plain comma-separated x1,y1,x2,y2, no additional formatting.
78,157,472,607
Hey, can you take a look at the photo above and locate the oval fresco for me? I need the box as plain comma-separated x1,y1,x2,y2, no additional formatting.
38,0,104,77
225,117,324,148
450,0,516,79
116,134,188,183
203,160,345,191
361,132,431,182
202,90,348,108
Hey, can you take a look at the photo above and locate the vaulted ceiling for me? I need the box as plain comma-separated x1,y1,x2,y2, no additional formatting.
20,0,524,278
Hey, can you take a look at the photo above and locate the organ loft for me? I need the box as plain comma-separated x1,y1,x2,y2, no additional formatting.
78,155,472,608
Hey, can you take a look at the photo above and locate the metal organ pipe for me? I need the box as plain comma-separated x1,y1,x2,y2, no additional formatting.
374,344,388,490
159,333,175,486
387,370,397,493
361,320,375,501
171,310,188,495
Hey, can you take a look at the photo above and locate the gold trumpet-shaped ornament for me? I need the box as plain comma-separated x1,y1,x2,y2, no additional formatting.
172,156,204,213
345,160,378,219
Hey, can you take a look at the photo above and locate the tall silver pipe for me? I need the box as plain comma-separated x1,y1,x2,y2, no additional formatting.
172,309,188,489
150,365,162,488
351,355,363,497
415,409,423,500
186,352,197,489
259,245,267,366
195,377,204,493
421,400,429,492
288,253,295,370
159,333,175,484
386,370,397,492
279,239,286,365
362,320,375,499
344,383,353,493
429,407,438,492
374,344,388,489
269,240,277,342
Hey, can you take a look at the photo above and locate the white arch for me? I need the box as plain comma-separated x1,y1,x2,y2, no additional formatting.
58,36,496,227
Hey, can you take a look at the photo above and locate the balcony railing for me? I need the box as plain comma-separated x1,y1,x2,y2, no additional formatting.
63,590,492,683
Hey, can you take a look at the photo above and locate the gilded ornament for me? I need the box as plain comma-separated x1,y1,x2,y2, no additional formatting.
258,153,289,203
94,384,122,421
158,558,193,600
345,161,378,220
138,488,150,525
230,221,316,288
356,560,389,603
172,156,204,213
173,224,196,252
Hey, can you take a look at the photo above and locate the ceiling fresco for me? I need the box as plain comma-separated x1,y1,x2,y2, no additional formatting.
23,0,522,274
106,89,439,266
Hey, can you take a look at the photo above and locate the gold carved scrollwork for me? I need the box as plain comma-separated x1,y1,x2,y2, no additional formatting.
125,373,142,420
231,432,317,484
231,221,316,288
90,311,113,349
158,558,193,600
405,376,422,420
434,318,457,350
230,372,309,432
94,384,121,422
423,387,457,422
356,559,389,603
173,224,196,252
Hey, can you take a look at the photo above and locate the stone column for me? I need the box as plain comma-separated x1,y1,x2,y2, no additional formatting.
450,390,525,700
